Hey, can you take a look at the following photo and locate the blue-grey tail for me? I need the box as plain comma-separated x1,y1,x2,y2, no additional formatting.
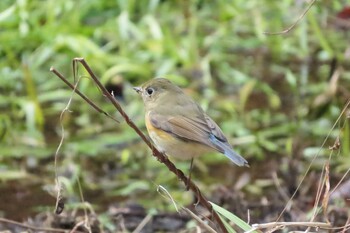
209,134,249,167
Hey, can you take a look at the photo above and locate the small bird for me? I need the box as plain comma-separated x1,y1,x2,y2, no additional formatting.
133,78,249,169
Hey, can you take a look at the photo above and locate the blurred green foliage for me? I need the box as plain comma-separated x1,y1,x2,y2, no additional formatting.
1,0,350,224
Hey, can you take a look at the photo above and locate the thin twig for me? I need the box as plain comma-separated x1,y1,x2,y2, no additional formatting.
69,220,86,233
132,213,153,233
306,92,348,230
0,217,84,233
264,0,317,35
182,207,217,233
341,217,350,233
49,67,120,124
276,98,350,222
157,185,179,213
248,221,331,232
50,58,229,233
330,168,350,196
76,177,92,233
54,75,81,215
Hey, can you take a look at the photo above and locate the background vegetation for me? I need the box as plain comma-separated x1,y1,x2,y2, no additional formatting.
0,0,349,232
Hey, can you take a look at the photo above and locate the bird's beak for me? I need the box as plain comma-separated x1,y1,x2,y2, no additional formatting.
133,86,141,93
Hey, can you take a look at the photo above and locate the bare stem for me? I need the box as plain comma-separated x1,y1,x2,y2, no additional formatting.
264,0,316,35
50,67,119,124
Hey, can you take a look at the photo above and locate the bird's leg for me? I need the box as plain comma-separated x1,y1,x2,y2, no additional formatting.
186,158,194,191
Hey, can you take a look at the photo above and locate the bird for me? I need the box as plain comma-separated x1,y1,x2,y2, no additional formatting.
133,78,249,173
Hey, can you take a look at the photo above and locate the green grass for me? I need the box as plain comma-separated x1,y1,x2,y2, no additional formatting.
1,0,350,231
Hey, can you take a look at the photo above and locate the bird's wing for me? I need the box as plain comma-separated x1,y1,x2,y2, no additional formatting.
203,114,228,143
149,112,226,148
149,112,249,167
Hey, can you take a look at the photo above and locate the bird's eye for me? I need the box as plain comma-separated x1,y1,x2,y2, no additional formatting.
146,88,154,96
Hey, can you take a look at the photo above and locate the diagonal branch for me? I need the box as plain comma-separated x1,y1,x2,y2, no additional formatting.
264,0,316,35
50,58,229,233
49,67,119,124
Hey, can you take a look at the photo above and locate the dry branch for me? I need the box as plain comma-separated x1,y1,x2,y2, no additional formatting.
264,0,316,35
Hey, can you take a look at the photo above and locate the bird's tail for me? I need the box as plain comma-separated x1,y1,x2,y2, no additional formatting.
209,134,249,167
